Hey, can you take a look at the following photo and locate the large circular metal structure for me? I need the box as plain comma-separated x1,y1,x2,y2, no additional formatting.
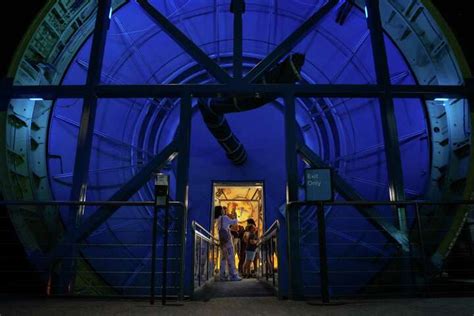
0,0,472,297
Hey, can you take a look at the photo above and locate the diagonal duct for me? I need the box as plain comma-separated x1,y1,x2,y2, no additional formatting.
198,53,305,165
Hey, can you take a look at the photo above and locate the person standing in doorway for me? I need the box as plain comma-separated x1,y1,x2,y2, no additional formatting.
229,207,242,269
243,224,258,278
246,218,259,275
237,224,246,273
215,206,242,281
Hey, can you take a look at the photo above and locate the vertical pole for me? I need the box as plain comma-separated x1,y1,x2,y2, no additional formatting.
214,242,217,277
415,203,428,291
231,0,245,80
191,226,196,294
317,202,330,303
211,242,214,279
197,237,202,287
263,245,266,279
176,94,192,299
272,237,276,288
206,242,210,282
275,227,281,299
150,204,159,305
162,201,170,305
284,94,304,299
60,0,112,294
265,243,269,281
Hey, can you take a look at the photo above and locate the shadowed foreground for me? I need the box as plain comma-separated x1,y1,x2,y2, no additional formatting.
2,296,474,316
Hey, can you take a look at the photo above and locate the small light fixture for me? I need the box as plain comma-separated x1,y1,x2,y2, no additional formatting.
365,6,369,18
434,98,449,102
29,98,44,101
109,7,113,19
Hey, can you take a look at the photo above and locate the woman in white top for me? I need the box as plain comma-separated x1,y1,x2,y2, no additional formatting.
215,206,242,281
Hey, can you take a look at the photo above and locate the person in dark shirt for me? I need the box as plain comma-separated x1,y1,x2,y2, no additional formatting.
243,224,258,278
236,225,246,273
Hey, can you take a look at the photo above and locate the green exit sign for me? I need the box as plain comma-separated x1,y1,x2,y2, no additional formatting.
305,168,333,202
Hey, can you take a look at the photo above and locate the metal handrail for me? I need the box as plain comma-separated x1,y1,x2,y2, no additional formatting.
256,219,280,294
191,221,219,245
258,220,280,245
285,199,474,303
194,231,212,244
191,220,219,291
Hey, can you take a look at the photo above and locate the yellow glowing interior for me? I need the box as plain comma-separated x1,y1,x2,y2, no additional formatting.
212,183,264,271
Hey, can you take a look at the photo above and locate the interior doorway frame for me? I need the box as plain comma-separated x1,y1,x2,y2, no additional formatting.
210,181,266,234
210,181,266,275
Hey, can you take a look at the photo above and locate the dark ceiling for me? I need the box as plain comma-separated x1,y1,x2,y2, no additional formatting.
0,0,472,78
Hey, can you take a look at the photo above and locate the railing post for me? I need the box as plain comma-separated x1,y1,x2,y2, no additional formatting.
212,242,215,278
206,241,210,282
198,237,202,287
317,202,330,303
415,203,429,294
268,242,272,280
215,241,219,277
191,224,196,293
265,243,269,281
271,237,276,288
150,200,159,304
161,200,170,305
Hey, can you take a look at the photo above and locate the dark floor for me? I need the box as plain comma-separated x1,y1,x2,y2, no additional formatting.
193,278,274,300
0,201,43,296
2,296,474,316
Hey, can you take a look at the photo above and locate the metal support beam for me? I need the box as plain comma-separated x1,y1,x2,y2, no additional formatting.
3,83,474,100
48,142,178,262
284,94,304,299
137,0,232,84
58,0,112,294
231,0,245,79
365,0,407,232
175,94,192,300
365,0,412,292
244,0,338,83
297,142,409,251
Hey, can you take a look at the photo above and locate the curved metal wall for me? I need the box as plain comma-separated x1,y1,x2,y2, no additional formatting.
0,0,471,296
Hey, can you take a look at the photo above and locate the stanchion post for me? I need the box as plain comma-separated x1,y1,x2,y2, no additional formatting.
162,198,170,305
317,202,330,303
150,201,159,305
265,243,269,281
271,237,276,287
198,237,202,287
206,241,210,282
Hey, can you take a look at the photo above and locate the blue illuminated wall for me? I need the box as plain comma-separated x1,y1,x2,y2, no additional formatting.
47,0,429,296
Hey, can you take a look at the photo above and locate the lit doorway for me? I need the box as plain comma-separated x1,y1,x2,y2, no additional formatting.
212,182,264,276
